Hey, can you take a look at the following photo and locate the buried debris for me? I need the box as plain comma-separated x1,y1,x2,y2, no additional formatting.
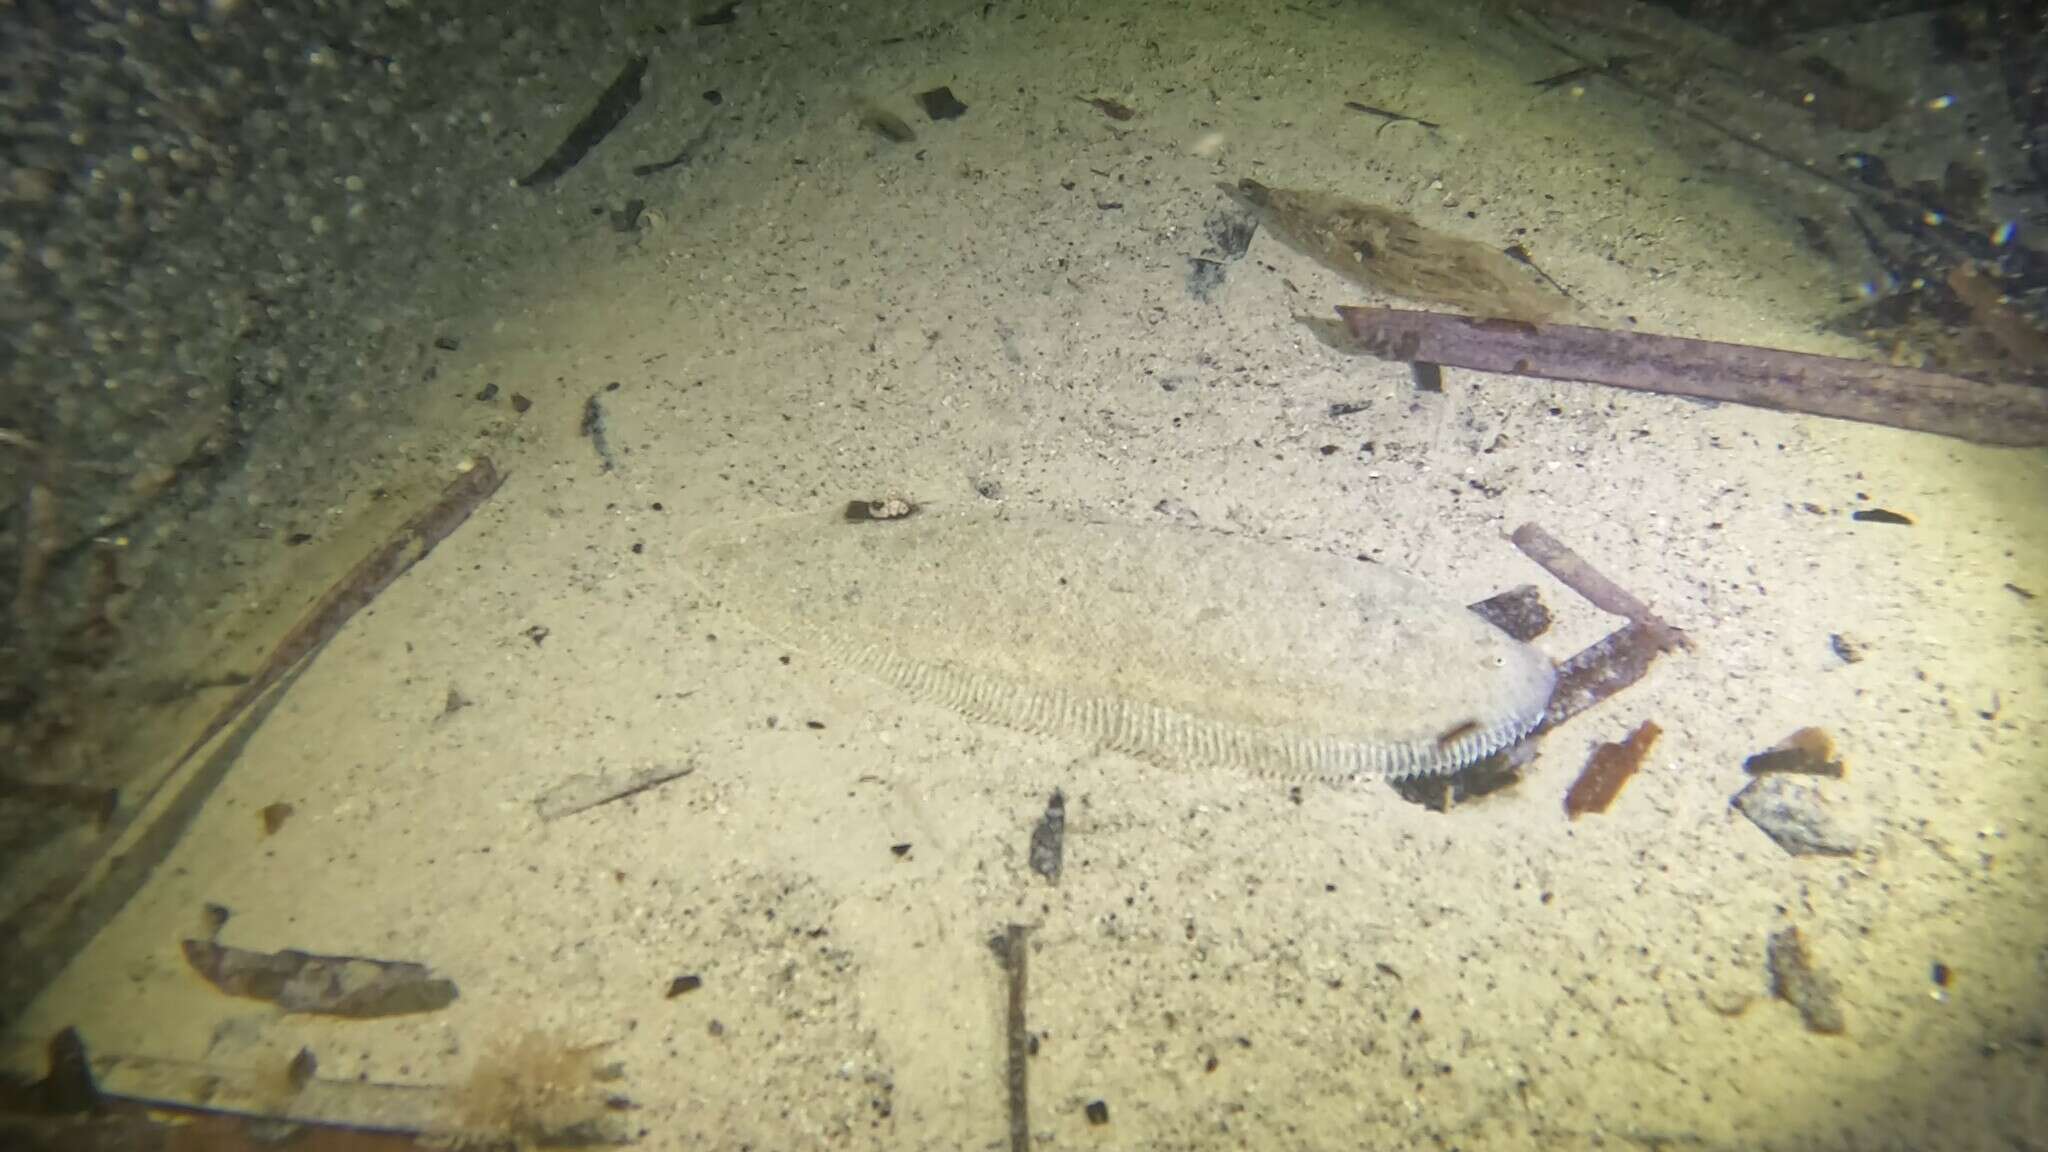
1335,305,2048,447
1766,925,1846,1035
181,938,458,1018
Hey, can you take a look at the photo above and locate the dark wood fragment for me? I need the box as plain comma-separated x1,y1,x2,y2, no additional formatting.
998,924,1031,1152
181,939,457,1018
173,460,505,778
1084,97,1136,121
518,57,649,188
917,86,968,121
1850,508,1912,525
1509,522,1688,647
1337,305,2048,447
665,974,703,998
1563,720,1661,819
1543,621,1672,731
1029,791,1066,883
1467,583,1551,642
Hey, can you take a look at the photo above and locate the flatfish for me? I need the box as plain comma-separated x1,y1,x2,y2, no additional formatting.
683,507,1557,781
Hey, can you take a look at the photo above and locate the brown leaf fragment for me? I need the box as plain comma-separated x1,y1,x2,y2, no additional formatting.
259,802,294,836
1563,720,1660,819
180,938,457,1018
1743,727,1844,778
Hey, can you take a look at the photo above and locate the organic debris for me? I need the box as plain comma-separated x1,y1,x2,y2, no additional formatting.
1229,181,1571,322
181,938,458,1018
455,1030,629,1147
992,925,1031,1152
1396,535,1678,813
1342,101,1438,133
917,86,968,121
1743,728,1844,778
518,57,649,187
1766,926,1846,1034
533,761,695,823
1083,96,1136,121
1509,523,1688,650
1563,720,1661,819
581,394,616,472
259,802,293,836
1028,791,1066,884
1337,305,2048,448
170,459,505,780
1468,584,1552,643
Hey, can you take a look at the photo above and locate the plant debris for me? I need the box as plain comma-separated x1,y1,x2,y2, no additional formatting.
1563,720,1661,819
1767,926,1845,1035
169,459,506,780
917,85,968,121
534,761,695,823
181,938,458,1018
1083,96,1136,121
1334,302,2048,447
993,924,1031,1152
1468,584,1552,642
1028,791,1066,884
1230,181,1572,322
1743,728,1844,778
1342,100,1438,133
258,802,293,836
1850,508,1913,525
665,974,703,998
581,394,616,472
518,56,649,188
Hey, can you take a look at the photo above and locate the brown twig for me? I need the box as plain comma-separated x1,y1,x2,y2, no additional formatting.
170,459,506,776
1001,924,1030,1152
1337,305,2048,447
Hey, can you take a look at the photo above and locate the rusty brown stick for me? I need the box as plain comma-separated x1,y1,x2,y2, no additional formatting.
171,459,505,775
1335,305,2048,447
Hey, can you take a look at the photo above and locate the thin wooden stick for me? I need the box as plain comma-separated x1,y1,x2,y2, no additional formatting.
170,458,506,776
1336,305,2048,447
1003,924,1031,1152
